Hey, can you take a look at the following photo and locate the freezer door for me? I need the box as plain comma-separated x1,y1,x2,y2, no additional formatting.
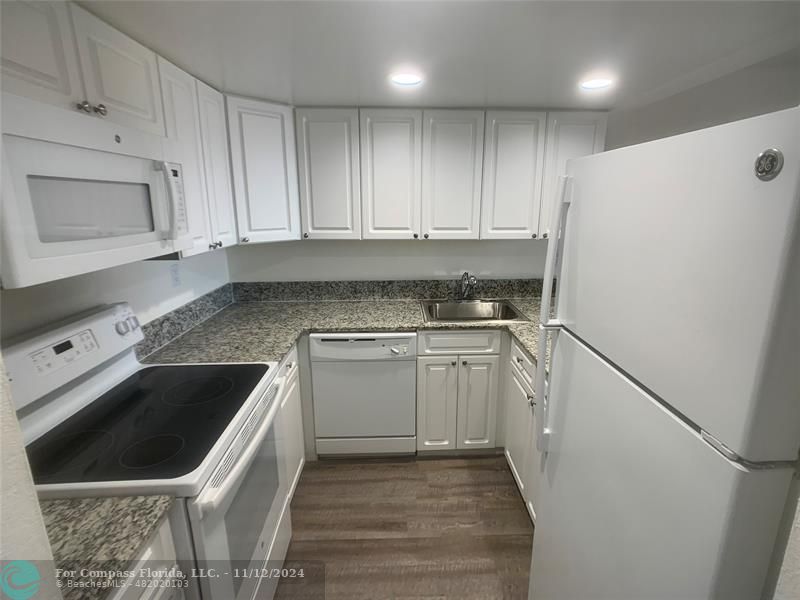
557,107,800,462
531,331,792,600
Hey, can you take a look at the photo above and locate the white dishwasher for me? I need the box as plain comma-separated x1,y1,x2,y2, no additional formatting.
310,332,417,455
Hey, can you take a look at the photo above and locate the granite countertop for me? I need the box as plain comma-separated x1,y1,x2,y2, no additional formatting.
146,297,544,365
40,495,173,600
40,296,543,600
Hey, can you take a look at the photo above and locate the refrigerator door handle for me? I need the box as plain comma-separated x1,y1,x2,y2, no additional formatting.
535,175,572,452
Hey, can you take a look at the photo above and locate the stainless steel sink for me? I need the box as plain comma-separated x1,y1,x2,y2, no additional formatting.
420,300,528,323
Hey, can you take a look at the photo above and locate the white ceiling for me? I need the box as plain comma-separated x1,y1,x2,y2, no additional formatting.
80,1,800,110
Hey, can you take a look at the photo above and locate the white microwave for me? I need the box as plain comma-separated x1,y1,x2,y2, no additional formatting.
1,97,192,288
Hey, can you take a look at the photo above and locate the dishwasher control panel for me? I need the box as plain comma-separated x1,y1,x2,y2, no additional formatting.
309,333,417,361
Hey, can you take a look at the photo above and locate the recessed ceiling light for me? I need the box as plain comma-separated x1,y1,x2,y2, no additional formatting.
580,78,614,90
390,73,423,87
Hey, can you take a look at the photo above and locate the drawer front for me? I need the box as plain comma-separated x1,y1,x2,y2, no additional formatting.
419,330,501,355
510,339,535,385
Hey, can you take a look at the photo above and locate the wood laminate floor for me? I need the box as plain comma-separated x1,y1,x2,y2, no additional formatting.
274,456,533,600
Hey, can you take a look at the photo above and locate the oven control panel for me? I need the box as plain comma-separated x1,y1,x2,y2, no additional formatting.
29,330,98,375
5,302,144,411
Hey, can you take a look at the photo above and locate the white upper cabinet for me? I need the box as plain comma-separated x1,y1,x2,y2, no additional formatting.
295,108,361,239
360,108,422,240
70,4,165,136
158,58,212,257
539,111,607,238
197,82,237,249
480,111,547,240
421,110,484,240
1,1,84,110
227,96,300,244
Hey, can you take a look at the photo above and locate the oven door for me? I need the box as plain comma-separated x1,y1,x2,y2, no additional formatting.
1,134,191,288
188,377,288,600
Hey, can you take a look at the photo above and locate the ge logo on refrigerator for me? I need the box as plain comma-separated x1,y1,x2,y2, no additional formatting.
754,148,784,181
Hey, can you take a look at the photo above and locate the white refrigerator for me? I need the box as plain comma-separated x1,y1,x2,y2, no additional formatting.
530,107,800,600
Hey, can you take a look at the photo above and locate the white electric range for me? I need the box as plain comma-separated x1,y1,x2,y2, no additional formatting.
5,303,292,600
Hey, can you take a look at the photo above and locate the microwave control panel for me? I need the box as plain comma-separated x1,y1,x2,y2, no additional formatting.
167,162,189,236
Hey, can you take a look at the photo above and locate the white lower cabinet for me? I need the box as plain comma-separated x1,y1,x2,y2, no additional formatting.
417,353,498,451
504,349,540,522
457,355,499,449
108,518,184,600
417,357,459,451
280,358,305,498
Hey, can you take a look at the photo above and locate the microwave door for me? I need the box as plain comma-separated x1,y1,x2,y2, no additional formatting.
1,135,192,288
188,388,286,600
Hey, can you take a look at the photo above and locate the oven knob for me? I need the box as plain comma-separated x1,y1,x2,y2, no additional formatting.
128,316,140,330
115,321,130,335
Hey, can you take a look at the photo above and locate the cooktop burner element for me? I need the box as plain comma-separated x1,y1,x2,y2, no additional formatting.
119,434,186,469
163,376,234,406
26,363,269,484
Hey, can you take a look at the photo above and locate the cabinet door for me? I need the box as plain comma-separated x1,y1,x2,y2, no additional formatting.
197,82,237,248
1,0,84,110
538,111,607,238
70,4,165,136
523,391,542,522
159,58,212,257
296,108,361,239
421,110,484,240
417,356,458,451
280,364,305,499
505,365,536,518
480,111,547,239
227,96,301,244
457,355,499,449
360,109,422,240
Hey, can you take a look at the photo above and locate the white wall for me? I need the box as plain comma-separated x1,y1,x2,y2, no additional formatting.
0,250,229,341
605,48,800,150
227,239,547,282
1,357,61,599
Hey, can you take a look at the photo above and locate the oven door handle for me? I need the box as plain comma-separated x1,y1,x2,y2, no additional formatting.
195,376,285,518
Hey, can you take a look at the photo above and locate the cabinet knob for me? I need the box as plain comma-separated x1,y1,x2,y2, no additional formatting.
462,360,468,366
93,103,107,116
532,233,538,239
451,360,456,366
241,237,250,243
516,357,523,363
413,233,419,239
527,394,536,407
216,241,223,248
424,233,429,239
303,233,309,239
542,232,549,239
76,100,92,113
208,243,217,250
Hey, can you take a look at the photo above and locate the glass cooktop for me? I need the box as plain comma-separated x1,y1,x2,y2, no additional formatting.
26,363,269,484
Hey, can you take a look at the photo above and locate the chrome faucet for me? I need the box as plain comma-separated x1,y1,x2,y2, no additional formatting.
459,271,478,300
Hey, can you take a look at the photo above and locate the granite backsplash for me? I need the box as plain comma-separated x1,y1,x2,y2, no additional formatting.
136,278,543,360
233,278,543,302
135,283,233,359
